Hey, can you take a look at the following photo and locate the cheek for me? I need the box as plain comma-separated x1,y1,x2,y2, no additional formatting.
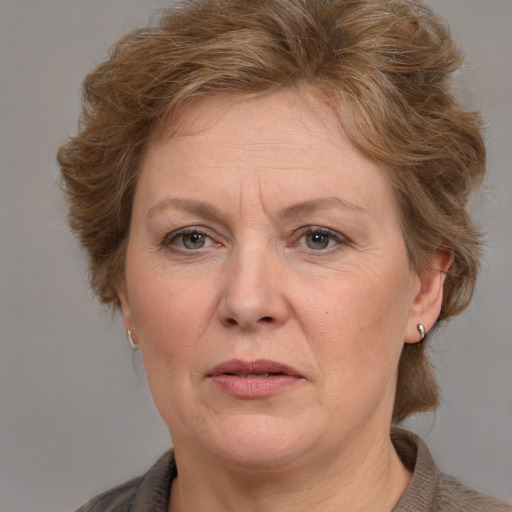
127,273,218,427
128,270,216,362
294,268,413,382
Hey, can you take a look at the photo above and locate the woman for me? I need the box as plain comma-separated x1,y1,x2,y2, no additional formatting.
58,0,511,510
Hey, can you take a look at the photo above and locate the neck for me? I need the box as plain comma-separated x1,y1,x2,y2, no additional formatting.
168,429,411,512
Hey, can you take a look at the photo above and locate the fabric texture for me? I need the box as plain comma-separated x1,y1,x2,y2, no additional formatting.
75,429,511,512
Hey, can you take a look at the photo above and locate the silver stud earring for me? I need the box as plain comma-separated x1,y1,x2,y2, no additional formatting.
127,329,138,350
417,324,425,341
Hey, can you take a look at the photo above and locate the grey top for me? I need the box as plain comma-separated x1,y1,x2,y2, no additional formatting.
75,429,511,511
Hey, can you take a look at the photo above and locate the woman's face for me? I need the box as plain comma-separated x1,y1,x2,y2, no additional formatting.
120,91,430,470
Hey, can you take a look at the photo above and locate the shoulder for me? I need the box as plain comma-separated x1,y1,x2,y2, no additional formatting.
74,476,142,512
391,428,512,512
436,473,512,512
74,450,175,512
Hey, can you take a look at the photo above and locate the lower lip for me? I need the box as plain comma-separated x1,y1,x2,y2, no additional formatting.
210,375,303,398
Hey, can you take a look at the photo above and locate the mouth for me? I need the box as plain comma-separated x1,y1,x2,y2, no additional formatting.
207,359,304,398
208,359,303,378
229,373,280,378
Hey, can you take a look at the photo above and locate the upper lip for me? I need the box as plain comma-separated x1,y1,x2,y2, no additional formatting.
208,359,303,378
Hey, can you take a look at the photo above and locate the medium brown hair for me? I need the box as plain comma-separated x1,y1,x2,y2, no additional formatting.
58,0,485,421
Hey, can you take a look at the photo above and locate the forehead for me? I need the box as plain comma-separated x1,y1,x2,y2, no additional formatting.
151,89,353,162
138,90,396,218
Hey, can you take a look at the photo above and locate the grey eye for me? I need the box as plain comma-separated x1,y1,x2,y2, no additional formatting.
181,232,207,249
304,232,331,250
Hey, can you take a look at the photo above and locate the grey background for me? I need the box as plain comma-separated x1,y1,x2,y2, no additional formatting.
0,1,510,510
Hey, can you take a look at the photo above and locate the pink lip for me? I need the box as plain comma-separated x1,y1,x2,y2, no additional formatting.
207,359,305,398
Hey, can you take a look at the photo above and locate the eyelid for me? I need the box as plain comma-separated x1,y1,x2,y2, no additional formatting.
159,225,348,252
161,226,218,250
291,226,349,249
295,225,347,240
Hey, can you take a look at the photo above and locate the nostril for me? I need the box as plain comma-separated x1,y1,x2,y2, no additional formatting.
223,316,274,328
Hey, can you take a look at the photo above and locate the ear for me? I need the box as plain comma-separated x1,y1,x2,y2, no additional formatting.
117,281,135,335
404,251,454,344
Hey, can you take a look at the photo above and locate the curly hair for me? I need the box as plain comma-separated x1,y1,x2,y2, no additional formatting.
58,0,485,421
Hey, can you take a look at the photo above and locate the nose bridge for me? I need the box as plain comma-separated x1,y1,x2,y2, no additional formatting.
218,236,288,330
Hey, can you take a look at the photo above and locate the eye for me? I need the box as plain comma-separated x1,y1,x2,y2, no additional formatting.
297,227,344,251
304,232,331,250
162,228,216,251
181,231,208,249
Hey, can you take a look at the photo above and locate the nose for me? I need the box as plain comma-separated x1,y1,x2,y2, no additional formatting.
217,246,289,331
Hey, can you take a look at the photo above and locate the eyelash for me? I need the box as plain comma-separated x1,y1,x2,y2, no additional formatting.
160,226,348,253
160,227,217,252
292,226,348,252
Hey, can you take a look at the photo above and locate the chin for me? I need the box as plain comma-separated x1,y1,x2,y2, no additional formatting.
201,415,319,471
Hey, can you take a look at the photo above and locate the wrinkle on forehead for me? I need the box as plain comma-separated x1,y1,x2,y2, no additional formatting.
140,88,392,227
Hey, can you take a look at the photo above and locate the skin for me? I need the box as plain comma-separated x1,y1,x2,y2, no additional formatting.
119,90,450,512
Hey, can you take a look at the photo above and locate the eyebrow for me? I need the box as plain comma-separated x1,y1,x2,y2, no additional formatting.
278,197,367,219
147,198,225,223
147,196,367,221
